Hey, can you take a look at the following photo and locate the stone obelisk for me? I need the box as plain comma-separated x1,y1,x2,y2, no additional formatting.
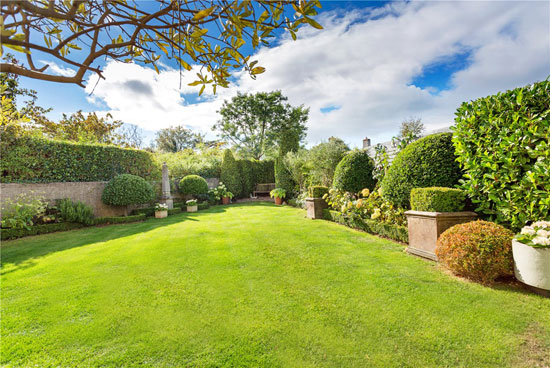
160,162,174,209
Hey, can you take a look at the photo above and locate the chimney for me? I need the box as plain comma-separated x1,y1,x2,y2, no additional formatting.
363,137,371,149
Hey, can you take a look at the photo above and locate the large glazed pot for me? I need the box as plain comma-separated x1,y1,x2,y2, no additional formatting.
512,239,550,296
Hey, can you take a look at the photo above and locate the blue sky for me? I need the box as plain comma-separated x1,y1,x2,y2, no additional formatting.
13,0,550,147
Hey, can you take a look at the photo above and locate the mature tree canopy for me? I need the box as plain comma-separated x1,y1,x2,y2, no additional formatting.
213,91,308,160
307,137,349,187
0,0,322,89
155,125,204,152
392,117,425,150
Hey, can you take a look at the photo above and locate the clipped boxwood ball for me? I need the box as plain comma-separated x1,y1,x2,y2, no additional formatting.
381,133,462,208
436,220,514,283
102,174,155,206
179,175,209,196
332,150,376,193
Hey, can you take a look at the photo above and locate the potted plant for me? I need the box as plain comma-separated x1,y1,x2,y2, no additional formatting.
513,221,550,296
154,203,168,218
186,199,198,213
270,188,286,205
210,182,234,205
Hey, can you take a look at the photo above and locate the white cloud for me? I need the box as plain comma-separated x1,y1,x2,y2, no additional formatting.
85,0,550,147
39,60,76,77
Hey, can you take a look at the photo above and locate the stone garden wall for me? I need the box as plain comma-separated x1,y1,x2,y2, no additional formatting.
1,182,127,217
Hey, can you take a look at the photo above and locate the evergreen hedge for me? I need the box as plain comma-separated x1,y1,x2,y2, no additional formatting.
1,135,159,183
453,80,550,230
332,150,376,193
220,149,242,197
381,133,462,208
410,187,465,212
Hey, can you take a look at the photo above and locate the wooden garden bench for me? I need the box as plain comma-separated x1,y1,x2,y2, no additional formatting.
253,183,276,197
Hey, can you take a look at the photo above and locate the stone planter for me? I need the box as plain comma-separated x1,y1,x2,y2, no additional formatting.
274,197,283,205
513,239,550,296
187,205,198,213
155,210,168,219
405,210,478,261
222,197,230,205
305,198,327,219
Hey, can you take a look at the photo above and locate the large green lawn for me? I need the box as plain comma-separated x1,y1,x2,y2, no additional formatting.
2,203,549,367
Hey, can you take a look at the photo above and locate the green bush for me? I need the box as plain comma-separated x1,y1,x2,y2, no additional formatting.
58,198,94,225
198,202,210,211
167,208,182,215
323,209,408,243
220,149,242,197
410,187,465,212
436,221,514,284
1,135,159,183
381,133,462,208
1,222,85,241
131,207,155,217
309,186,329,198
93,214,146,225
453,80,550,230
101,174,155,206
1,193,47,230
275,155,295,197
179,175,208,196
237,159,254,198
333,150,376,193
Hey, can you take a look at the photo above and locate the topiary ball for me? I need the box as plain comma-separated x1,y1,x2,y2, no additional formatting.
179,175,209,196
102,174,155,206
436,220,514,283
381,133,462,208
332,150,376,193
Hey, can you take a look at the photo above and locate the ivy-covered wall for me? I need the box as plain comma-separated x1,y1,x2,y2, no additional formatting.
1,135,160,183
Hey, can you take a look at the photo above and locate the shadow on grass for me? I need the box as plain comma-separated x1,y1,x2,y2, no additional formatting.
1,205,233,275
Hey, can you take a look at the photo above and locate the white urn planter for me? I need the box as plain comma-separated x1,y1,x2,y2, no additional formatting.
155,210,168,219
187,205,198,213
512,239,550,296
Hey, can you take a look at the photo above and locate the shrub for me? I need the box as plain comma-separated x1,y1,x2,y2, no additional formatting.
101,174,155,206
1,192,47,229
179,175,208,196
167,208,182,215
220,149,242,197
381,133,462,208
453,80,550,230
198,202,210,211
270,188,286,199
436,220,514,283
410,187,465,212
275,155,295,197
333,150,376,193
1,222,84,241
58,198,94,225
309,186,329,198
1,135,159,183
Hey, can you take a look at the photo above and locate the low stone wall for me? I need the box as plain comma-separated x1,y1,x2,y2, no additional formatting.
1,182,126,217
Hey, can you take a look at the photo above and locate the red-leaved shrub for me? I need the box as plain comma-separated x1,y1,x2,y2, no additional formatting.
436,220,514,283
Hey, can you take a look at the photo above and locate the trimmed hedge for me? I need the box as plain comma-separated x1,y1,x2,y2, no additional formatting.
102,174,155,206
1,222,84,240
410,187,465,212
1,135,159,183
220,150,242,197
381,133,462,208
167,208,182,215
93,214,146,225
323,209,408,243
198,202,210,210
309,186,329,198
179,175,208,196
453,80,550,230
332,150,376,193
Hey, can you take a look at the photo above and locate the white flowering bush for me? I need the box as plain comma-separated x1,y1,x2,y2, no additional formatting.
515,221,550,248
154,203,169,211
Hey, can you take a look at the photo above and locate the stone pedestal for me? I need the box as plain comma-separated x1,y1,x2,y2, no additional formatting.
405,210,478,261
160,162,174,209
306,198,327,219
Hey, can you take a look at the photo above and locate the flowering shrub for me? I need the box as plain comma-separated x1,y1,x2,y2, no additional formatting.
154,203,168,211
436,221,514,283
209,182,234,200
515,221,550,248
323,187,406,226
186,199,198,206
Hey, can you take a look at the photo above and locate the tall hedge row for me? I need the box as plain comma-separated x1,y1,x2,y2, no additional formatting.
1,135,159,183
453,80,550,230
220,149,242,196
236,159,275,198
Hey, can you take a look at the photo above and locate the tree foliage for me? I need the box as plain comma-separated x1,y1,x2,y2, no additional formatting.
1,0,322,89
392,117,424,151
213,91,308,159
307,137,349,187
155,126,204,152
220,149,241,196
